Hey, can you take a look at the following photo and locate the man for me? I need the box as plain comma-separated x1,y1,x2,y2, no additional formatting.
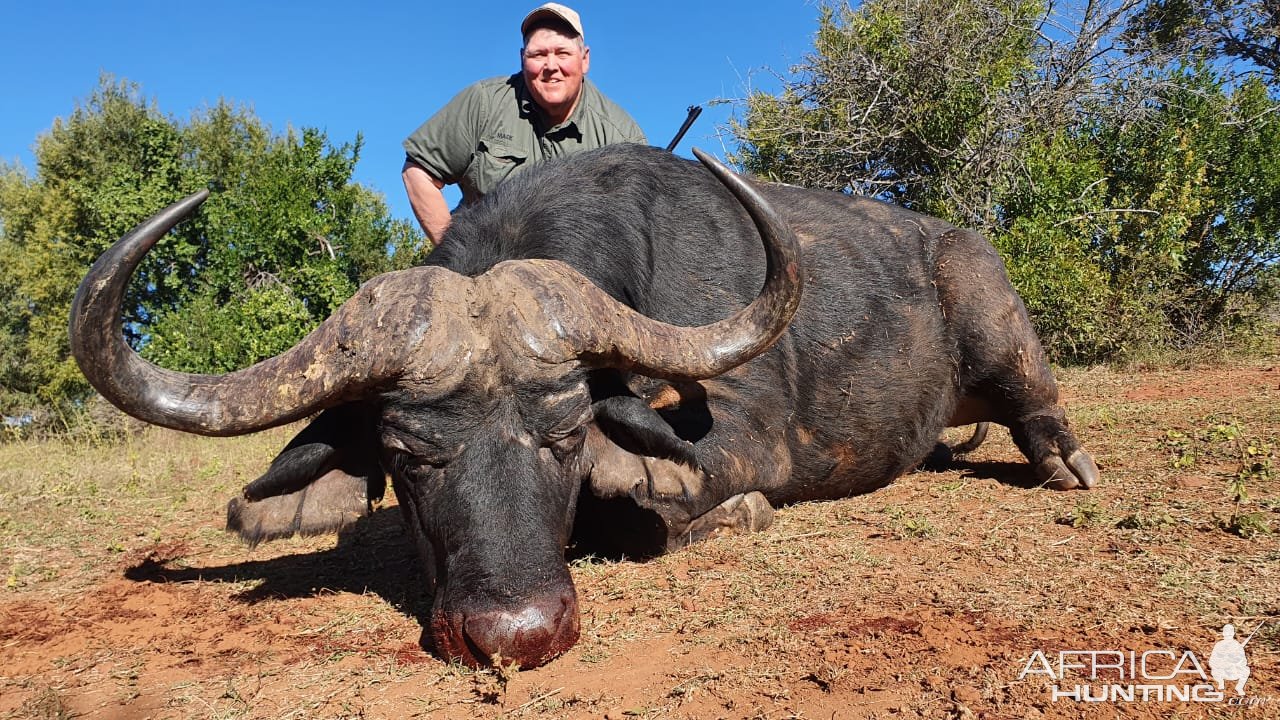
1209,623,1250,696
402,3,647,243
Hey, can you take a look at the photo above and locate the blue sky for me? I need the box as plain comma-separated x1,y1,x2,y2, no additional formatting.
1,0,825,224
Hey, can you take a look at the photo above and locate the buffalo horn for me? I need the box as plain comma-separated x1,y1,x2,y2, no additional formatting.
564,149,804,380
69,191,456,436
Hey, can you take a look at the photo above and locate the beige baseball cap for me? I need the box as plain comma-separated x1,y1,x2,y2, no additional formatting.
521,3,584,39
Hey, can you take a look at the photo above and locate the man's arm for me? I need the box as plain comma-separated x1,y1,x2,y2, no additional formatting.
402,159,452,244
403,80,498,245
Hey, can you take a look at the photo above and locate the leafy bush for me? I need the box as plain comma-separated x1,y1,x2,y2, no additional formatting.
0,76,426,427
732,0,1279,363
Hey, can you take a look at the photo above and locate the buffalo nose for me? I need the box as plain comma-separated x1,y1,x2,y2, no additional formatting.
435,589,580,669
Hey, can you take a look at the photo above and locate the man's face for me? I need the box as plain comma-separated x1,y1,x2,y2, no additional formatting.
522,26,590,124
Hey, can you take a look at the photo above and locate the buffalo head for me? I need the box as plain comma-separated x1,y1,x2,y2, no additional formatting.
69,150,803,669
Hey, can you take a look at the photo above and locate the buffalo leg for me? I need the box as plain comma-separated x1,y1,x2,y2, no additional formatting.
920,422,991,470
934,230,1099,489
585,406,784,552
671,491,774,550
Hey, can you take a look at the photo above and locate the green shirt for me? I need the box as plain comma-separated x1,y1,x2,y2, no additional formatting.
403,74,647,205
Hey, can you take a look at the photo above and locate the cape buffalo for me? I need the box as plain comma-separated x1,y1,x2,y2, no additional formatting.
70,144,1097,670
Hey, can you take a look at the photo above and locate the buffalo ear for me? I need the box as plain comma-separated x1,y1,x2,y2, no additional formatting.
226,404,385,547
592,395,698,468
240,404,373,501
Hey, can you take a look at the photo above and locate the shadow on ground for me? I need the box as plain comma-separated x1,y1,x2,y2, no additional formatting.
123,455,1050,601
122,506,430,618
951,459,1046,488
918,447,1050,489
119,456,1050,659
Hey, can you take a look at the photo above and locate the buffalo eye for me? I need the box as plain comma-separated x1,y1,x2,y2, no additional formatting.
380,428,453,469
537,391,591,461
547,426,586,463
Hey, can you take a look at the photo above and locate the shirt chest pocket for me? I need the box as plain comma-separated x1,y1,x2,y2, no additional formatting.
469,140,528,198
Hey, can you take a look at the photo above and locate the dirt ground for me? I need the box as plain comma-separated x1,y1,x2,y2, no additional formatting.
2,364,1278,719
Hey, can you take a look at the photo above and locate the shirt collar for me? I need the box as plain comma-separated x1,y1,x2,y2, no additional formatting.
515,73,592,136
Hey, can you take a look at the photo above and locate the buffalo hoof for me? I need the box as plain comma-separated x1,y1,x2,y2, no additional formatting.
226,470,370,548
669,491,774,550
1037,449,1099,490
430,589,580,669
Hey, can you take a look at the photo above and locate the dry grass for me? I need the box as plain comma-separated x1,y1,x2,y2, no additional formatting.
1,427,296,595
1,363,1278,719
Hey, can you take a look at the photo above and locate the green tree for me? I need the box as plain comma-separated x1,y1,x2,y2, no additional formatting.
1089,68,1280,347
0,75,425,419
1125,0,1279,86
143,109,425,372
0,77,195,410
989,130,1124,360
734,0,1042,224
0,164,45,415
732,0,1279,362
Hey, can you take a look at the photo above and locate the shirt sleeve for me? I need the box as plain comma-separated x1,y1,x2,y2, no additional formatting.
402,84,487,184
